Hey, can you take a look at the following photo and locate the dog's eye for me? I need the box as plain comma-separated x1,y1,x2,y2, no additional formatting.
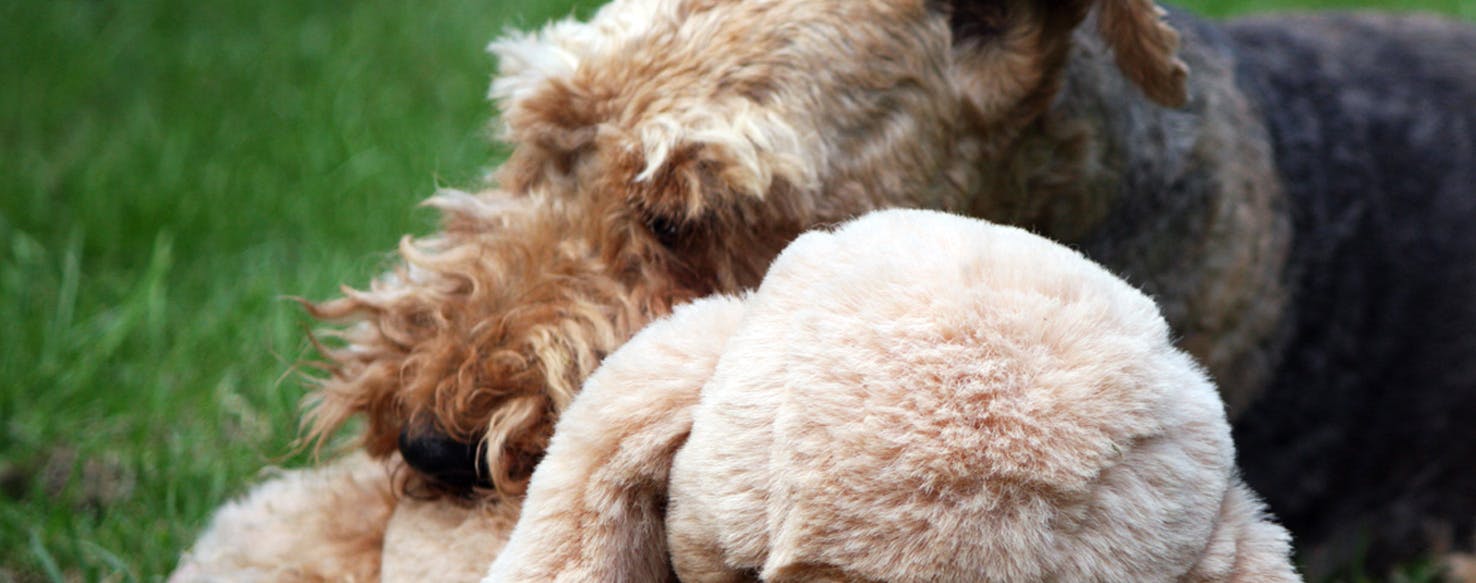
645,215,684,248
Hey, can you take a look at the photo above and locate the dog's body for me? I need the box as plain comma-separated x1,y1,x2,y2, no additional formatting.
1226,14,1476,570
175,1,1476,578
1033,10,1476,572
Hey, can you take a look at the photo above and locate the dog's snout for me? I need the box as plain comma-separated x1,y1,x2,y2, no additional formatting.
397,423,489,492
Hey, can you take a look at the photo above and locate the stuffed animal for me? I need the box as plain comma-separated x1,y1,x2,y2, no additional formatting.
169,452,514,582
174,209,1298,581
486,210,1299,582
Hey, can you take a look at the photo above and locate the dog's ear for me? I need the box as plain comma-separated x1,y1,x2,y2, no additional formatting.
944,0,1186,127
494,79,818,228
494,78,602,194
487,26,604,194
601,111,821,225
602,132,724,224
486,297,747,582
1094,0,1189,107
943,0,1093,130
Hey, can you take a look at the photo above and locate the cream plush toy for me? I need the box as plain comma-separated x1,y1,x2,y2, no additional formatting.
169,452,515,582
486,210,1300,582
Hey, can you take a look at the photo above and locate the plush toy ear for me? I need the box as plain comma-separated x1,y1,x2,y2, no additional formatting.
484,297,749,583
1185,482,1301,582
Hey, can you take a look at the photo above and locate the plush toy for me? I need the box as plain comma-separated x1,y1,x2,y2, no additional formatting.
486,210,1300,582
175,209,1298,582
169,452,514,582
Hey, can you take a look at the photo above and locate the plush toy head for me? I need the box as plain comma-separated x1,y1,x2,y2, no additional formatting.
485,209,1298,582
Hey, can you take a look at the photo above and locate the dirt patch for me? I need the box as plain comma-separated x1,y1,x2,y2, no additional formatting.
0,446,136,513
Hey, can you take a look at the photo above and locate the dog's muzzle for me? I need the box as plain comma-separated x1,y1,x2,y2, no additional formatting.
397,422,491,492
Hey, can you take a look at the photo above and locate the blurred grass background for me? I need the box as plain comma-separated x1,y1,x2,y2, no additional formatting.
1,0,1471,580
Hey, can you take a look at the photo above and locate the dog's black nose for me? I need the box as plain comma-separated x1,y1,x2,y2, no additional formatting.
397,423,490,492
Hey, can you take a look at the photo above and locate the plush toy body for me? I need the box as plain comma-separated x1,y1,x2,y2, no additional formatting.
487,210,1298,582
169,454,511,582
168,452,395,582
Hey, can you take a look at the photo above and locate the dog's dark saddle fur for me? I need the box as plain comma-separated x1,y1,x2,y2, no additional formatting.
1092,8,1476,574
1228,13,1476,572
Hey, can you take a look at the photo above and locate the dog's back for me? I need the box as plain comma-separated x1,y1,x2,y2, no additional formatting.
1223,12,1476,573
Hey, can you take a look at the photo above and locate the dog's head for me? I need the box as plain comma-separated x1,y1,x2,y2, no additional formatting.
304,0,1187,499
303,189,719,497
491,0,1186,226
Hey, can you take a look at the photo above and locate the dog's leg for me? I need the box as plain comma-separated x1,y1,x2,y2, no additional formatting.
169,452,395,583
484,296,748,583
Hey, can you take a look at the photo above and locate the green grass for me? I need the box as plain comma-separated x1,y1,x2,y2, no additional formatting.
0,0,1468,580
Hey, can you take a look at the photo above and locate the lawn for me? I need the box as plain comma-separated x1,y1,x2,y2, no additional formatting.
1,0,1470,580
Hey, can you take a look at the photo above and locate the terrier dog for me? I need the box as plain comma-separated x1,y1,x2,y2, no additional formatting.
307,0,1198,499
187,0,1476,577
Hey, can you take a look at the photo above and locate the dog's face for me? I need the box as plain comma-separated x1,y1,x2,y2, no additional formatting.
305,0,1186,497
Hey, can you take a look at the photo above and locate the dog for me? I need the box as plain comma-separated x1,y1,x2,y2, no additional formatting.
488,210,1300,582
306,0,1199,499
180,0,1476,577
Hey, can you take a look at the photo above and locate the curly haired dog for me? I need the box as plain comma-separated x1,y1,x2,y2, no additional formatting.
175,0,1476,578
487,210,1300,582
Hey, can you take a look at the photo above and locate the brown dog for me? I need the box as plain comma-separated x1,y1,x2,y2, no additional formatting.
306,0,1198,498
179,0,1476,578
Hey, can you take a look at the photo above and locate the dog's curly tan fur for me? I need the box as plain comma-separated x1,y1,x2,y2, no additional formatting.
302,190,702,495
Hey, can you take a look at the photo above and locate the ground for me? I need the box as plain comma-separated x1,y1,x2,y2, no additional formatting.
1,0,1471,580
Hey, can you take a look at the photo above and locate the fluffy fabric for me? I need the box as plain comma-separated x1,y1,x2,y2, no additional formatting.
170,453,515,582
379,497,518,582
170,453,394,582
486,210,1299,582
